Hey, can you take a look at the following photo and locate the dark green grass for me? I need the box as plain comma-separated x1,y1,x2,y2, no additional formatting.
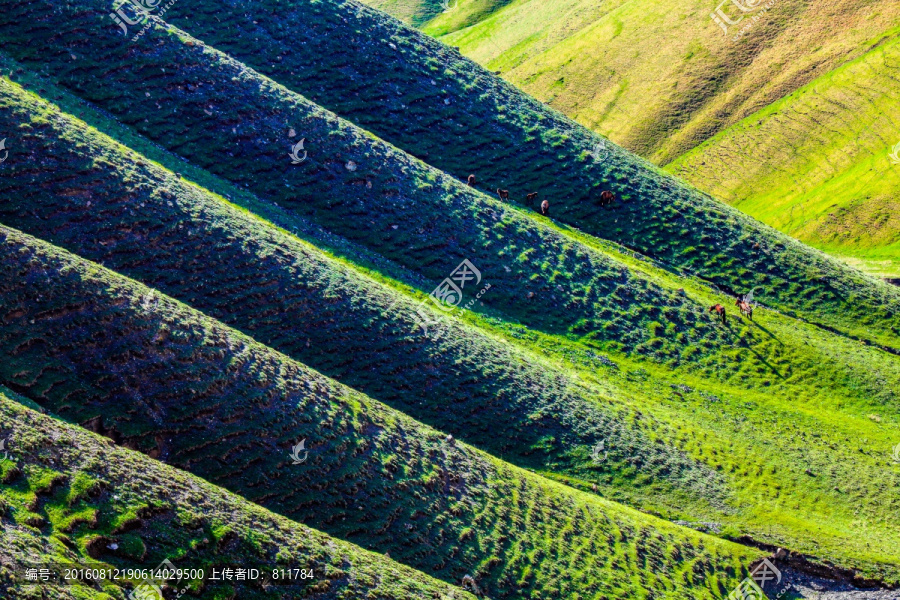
0,0,898,358
0,226,762,599
0,73,724,513
150,0,900,350
2,71,900,583
0,390,479,600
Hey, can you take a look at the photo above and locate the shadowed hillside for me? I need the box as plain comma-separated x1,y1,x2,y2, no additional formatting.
0,72,730,513
1,0,899,593
0,390,479,600
0,226,764,599
361,0,900,280
1,0,898,354
2,63,900,586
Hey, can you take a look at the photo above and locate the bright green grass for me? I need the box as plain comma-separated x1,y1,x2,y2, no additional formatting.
2,70,899,584
668,30,900,279
0,226,763,599
0,390,479,600
1,0,899,585
68,0,900,351
371,0,900,162
362,0,900,280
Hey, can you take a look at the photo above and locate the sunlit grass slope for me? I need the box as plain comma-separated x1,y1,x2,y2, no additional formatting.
0,70,731,515
0,226,765,599
382,0,900,167
0,390,478,600
2,0,898,353
2,59,900,584
668,31,900,279
362,0,900,280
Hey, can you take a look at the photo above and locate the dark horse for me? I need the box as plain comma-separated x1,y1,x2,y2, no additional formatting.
709,304,727,324
467,174,476,187
599,190,616,206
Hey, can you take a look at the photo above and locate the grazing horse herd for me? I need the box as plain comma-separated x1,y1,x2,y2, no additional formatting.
466,171,752,327
708,299,754,325
465,173,617,218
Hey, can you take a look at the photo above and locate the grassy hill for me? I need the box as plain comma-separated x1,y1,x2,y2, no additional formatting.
360,0,900,279
2,0,899,355
0,226,764,599
668,32,900,279
0,389,480,600
364,0,900,164
1,0,899,593
2,57,900,587
0,69,730,514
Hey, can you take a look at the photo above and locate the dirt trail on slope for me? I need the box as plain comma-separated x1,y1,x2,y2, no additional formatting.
774,567,898,599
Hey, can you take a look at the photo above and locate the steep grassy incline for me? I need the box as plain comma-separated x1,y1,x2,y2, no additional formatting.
668,32,900,279
3,52,900,583
2,0,899,353
371,0,900,167
0,73,725,513
0,36,824,400
0,226,763,599
0,391,478,600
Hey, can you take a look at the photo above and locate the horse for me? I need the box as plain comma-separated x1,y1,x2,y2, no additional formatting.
497,189,510,201
599,190,616,206
736,299,753,320
709,304,726,324
467,174,476,187
541,200,549,215
526,192,538,202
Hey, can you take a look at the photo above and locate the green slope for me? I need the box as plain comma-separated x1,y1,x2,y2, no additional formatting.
0,69,727,514
668,32,900,279
0,390,478,600
2,0,899,355
370,0,900,167
362,0,900,280
0,226,764,599
3,63,900,585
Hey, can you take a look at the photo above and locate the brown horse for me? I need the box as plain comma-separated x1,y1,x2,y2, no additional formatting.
541,200,550,215
599,190,616,206
467,174,476,187
709,304,727,324
736,299,753,320
526,192,538,202
497,189,510,201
